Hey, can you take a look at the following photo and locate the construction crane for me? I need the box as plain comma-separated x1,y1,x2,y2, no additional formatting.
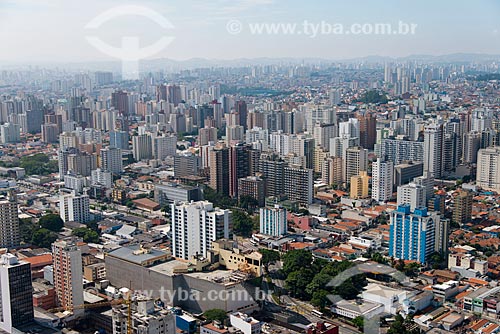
49,293,133,334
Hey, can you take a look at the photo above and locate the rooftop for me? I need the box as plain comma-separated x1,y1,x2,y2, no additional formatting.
333,299,383,314
107,244,170,266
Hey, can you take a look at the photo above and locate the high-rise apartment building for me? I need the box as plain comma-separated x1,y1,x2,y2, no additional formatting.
258,154,285,198
0,254,34,332
284,165,313,205
378,138,424,165
350,171,369,199
60,192,91,223
52,240,84,315
423,123,443,178
372,159,394,203
235,100,248,130
397,182,426,212
170,201,232,260
321,157,343,186
357,113,377,150
0,193,20,249
345,146,368,183
41,123,60,143
109,130,129,150
229,144,251,198
210,147,230,196
132,134,153,161
260,205,287,236
198,126,218,146
453,190,473,226
111,90,129,115
153,135,177,160
0,123,20,144
476,146,500,192
100,147,123,174
238,176,267,207
389,205,439,263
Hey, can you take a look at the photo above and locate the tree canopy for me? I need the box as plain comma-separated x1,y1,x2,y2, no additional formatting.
39,214,64,232
260,249,280,266
282,250,367,305
31,228,58,248
357,90,389,104
232,210,256,237
387,314,421,334
20,154,58,176
203,309,228,322
72,227,100,243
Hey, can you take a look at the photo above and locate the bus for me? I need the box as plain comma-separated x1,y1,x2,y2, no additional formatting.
311,310,324,318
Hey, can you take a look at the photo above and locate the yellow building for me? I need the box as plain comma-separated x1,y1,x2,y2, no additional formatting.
314,147,329,173
210,239,263,276
350,171,369,199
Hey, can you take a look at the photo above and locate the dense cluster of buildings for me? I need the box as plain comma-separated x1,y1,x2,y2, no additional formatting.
1,59,500,334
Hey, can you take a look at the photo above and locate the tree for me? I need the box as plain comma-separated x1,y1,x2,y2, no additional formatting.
282,249,313,274
260,249,280,270
403,262,421,278
357,90,389,104
285,268,315,299
31,228,57,248
20,218,36,244
352,316,364,330
204,309,228,322
239,196,259,214
371,252,388,264
72,227,100,243
311,290,330,309
19,153,59,176
387,314,421,334
39,214,64,232
305,273,332,296
232,210,254,237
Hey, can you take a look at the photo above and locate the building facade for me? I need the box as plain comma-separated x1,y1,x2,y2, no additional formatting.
170,201,232,260
260,205,287,236
389,205,439,263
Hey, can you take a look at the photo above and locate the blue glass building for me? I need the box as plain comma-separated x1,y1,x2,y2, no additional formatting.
389,204,438,263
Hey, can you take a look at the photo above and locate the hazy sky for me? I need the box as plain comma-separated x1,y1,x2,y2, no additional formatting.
1,0,499,63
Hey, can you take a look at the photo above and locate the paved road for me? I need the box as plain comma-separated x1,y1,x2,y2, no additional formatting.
281,292,361,334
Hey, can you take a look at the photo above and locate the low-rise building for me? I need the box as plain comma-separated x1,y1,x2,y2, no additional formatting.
113,298,176,334
84,263,106,281
230,312,261,334
331,299,384,319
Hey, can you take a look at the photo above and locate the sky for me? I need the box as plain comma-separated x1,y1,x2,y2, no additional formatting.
0,0,500,64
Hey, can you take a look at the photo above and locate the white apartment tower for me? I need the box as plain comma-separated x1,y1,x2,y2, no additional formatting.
397,182,426,211
60,192,91,223
423,123,443,178
132,134,153,161
153,135,177,160
100,147,123,174
345,146,368,183
170,201,232,260
260,205,287,236
477,146,500,192
372,159,394,203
